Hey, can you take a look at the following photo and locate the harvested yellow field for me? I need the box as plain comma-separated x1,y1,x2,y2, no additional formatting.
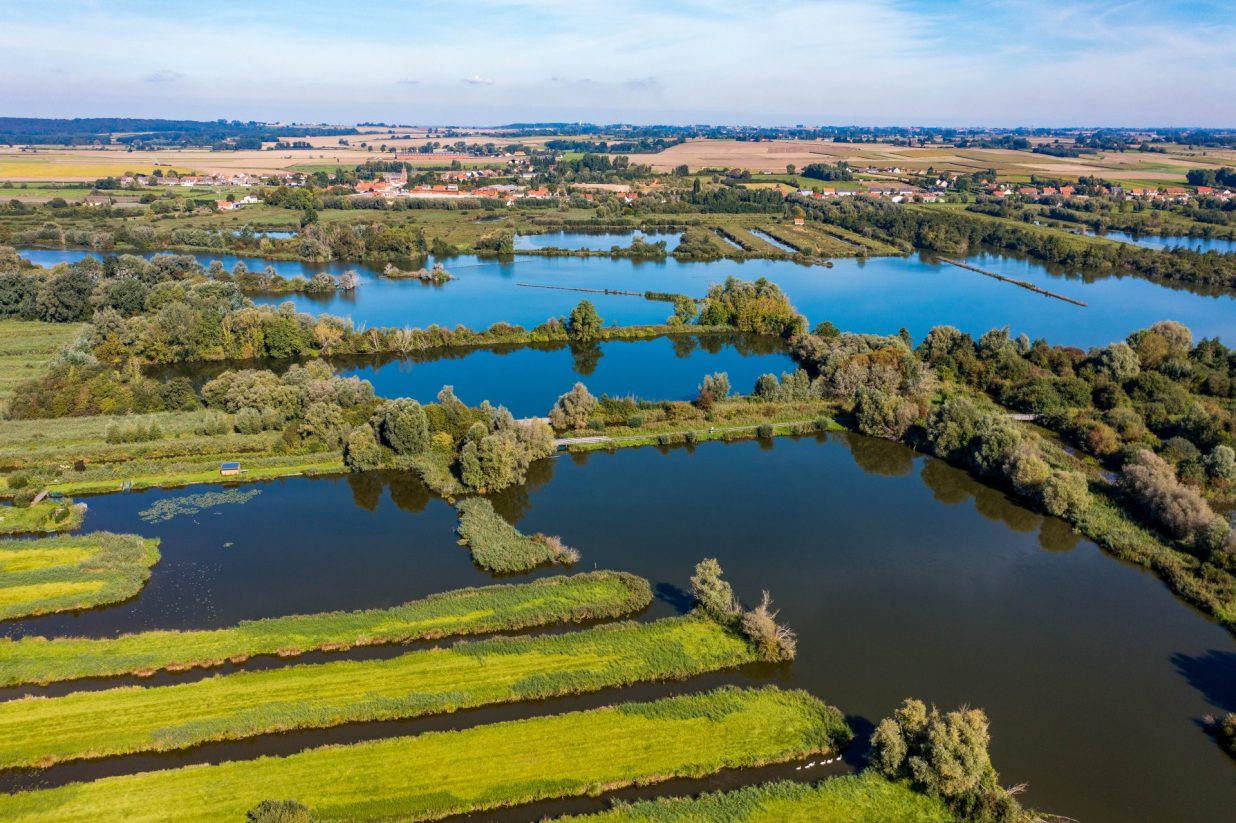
639,138,1222,183
0,156,198,181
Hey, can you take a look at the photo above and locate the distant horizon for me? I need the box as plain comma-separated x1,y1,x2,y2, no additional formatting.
2,117,1233,133
5,0,1235,128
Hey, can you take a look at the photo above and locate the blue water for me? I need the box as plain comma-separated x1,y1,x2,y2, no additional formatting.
748,228,797,253
514,230,681,251
19,247,1236,346
335,335,793,416
1090,230,1236,254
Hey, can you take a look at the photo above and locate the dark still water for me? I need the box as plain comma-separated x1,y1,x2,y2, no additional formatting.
4,435,1232,822
335,335,793,415
20,247,1236,346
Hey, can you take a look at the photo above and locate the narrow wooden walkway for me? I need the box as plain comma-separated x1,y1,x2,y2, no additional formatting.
940,258,1087,307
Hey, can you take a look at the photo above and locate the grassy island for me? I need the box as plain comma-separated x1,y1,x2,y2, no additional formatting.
555,773,957,823
0,686,850,823
0,616,761,769
0,532,159,621
0,570,651,687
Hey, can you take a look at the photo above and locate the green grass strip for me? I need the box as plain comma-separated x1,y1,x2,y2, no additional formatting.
554,773,957,823
0,570,652,687
456,496,574,572
0,616,763,769
0,686,848,823
0,533,159,621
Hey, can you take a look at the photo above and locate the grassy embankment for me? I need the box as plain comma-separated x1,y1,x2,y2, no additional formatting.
4,197,901,262
0,533,159,621
0,500,84,535
0,411,343,499
0,570,651,687
555,773,957,823
557,397,844,454
456,496,578,572
0,686,849,823
0,321,84,413
0,616,762,769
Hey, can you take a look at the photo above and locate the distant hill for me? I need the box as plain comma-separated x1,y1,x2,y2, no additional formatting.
0,118,357,147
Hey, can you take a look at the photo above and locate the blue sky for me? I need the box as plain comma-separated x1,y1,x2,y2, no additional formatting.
4,0,1233,126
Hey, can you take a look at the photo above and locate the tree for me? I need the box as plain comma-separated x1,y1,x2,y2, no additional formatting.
36,268,94,322
343,424,384,471
376,398,429,454
870,699,1023,823
1040,470,1090,519
567,300,602,341
699,372,731,400
548,382,597,431
689,558,739,622
854,387,919,440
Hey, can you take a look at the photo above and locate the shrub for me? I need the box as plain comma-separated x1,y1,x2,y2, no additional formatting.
1004,444,1050,495
1041,470,1090,519
699,372,731,400
870,699,1023,823
234,407,264,435
627,414,645,428
343,424,384,472
697,276,805,337
247,800,317,823
1120,449,1230,554
757,424,774,439
854,387,919,440
740,591,797,662
549,382,597,431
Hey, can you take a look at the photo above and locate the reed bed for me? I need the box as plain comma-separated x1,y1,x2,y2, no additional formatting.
0,570,652,687
0,616,759,769
0,533,159,621
0,686,850,823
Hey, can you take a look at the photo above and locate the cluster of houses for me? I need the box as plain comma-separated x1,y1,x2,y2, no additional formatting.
793,183,933,204
987,183,1232,203
351,168,576,206
118,171,308,188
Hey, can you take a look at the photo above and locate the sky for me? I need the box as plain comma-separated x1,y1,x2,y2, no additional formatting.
4,0,1234,127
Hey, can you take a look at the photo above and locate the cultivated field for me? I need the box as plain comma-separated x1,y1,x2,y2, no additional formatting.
639,138,1236,183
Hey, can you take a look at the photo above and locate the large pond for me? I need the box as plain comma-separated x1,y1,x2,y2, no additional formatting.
4,435,1232,822
153,334,795,417
1086,230,1236,254
20,245,1236,347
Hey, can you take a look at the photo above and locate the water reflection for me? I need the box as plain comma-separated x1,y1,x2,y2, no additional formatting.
21,246,1236,344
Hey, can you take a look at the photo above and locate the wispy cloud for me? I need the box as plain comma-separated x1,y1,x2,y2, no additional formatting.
0,1,1230,125
622,76,659,92
143,69,185,84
